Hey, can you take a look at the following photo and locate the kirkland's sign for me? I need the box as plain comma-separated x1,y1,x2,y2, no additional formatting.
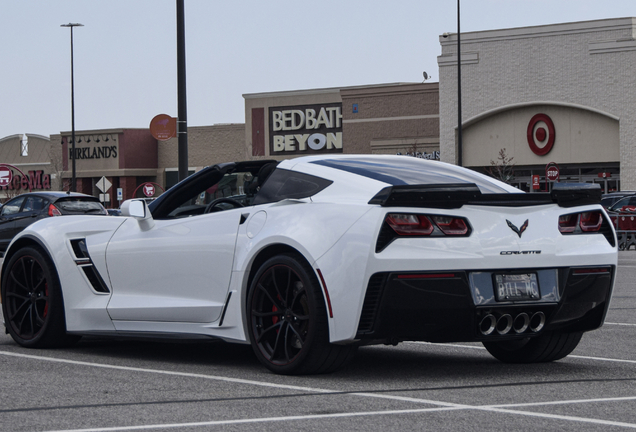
269,103,343,155
69,145,118,160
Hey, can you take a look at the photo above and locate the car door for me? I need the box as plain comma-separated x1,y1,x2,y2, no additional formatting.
105,208,243,324
14,195,48,234
0,196,26,255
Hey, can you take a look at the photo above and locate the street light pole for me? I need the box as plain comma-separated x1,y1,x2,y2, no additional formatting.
457,0,462,167
61,23,83,192
176,0,188,182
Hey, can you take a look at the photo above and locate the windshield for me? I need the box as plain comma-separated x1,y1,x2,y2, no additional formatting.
149,161,278,219
608,197,633,212
168,171,256,217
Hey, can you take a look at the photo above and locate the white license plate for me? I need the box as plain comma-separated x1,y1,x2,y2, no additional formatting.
494,273,540,301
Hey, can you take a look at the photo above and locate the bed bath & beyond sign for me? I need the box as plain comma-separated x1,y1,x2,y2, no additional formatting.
269,103,343,155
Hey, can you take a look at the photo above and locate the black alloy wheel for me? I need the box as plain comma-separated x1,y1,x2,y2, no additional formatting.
248,254,355,375
1,247,79,348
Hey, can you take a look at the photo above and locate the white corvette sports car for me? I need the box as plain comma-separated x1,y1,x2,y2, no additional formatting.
1,155,617,374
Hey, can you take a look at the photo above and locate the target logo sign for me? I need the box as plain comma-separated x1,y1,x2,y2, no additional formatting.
527,113,555,156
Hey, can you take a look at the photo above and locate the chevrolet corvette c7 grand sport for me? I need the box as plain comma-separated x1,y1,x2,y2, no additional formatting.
0,155,617,374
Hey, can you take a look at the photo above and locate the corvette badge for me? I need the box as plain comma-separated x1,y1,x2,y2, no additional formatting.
506,219,529,238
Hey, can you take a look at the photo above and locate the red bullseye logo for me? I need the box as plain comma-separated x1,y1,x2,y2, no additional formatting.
527,113,555,156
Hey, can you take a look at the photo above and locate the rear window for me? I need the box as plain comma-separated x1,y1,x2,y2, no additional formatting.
55,199,106,214
311,157,512,194
253,169,333,205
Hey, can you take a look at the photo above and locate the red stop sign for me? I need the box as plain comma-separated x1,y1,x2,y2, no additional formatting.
546,166,560,181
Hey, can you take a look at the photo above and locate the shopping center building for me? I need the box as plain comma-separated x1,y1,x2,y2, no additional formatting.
1,17,634,205
439,17,636,192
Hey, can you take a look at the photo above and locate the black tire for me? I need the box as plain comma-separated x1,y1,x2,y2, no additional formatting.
483,331,583,363
1,246,80,348
247,253,356,375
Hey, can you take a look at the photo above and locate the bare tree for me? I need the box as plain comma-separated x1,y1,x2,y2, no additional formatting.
398,141,440,160
48,147,70,191
486,148,515,184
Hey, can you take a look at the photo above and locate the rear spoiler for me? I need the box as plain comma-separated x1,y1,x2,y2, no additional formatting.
368,183,601,209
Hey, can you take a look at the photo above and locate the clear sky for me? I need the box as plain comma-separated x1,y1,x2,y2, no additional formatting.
2,0,636,139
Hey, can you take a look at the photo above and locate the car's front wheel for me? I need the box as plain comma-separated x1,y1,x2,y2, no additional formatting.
1,246,80,348
483,331,583,363
247,253,355,374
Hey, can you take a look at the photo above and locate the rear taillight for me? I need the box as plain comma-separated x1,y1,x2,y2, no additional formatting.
48,204,62,217
579,211,603,232
558,214,577,233
431,216,469,235
386,214,433,235
385,213,470,237
559,211,605,234
377,212,471,252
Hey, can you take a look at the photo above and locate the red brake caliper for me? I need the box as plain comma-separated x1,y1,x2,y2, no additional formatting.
272,305,279,325
43,283,49,318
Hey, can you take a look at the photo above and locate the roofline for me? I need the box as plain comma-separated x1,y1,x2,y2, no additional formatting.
461,101,620,128
439,17,636,45
243,82,421,99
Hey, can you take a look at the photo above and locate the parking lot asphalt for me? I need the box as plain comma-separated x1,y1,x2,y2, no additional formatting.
0,252,634,431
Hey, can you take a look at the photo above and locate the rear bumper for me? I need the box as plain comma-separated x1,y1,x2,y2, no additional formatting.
355,265,614,344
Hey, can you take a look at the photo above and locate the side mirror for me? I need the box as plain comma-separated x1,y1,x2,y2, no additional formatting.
128,200,146,218
120,199,154,230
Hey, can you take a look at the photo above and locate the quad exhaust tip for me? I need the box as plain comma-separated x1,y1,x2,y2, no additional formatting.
529,311,546,332
479,311,546,336
513,313,530,334
496,314,513,335
479,314,497,336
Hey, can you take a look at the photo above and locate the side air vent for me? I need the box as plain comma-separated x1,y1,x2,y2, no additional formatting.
70,239,110,294
357,273,388,334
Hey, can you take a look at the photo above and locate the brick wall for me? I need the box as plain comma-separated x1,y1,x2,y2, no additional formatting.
341,83,439,155
158,123,246,169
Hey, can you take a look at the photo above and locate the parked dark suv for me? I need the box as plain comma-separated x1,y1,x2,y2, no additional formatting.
0,192,106,257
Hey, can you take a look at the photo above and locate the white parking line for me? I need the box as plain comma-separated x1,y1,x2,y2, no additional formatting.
606,322,636,326
2,349,636,432
410,341,636,364
41,397,636,432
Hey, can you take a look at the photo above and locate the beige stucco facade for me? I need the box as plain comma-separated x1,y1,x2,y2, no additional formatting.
462,103,619,167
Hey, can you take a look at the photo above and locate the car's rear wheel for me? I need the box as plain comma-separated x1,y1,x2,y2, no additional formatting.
247,254,355,375
1,246,80,348
483,331,583,363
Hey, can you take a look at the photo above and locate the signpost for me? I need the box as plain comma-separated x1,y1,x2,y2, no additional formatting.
96,176,112,205
143,183,155,197
150,114,177,141
131,182,164,200
545,162,560,182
